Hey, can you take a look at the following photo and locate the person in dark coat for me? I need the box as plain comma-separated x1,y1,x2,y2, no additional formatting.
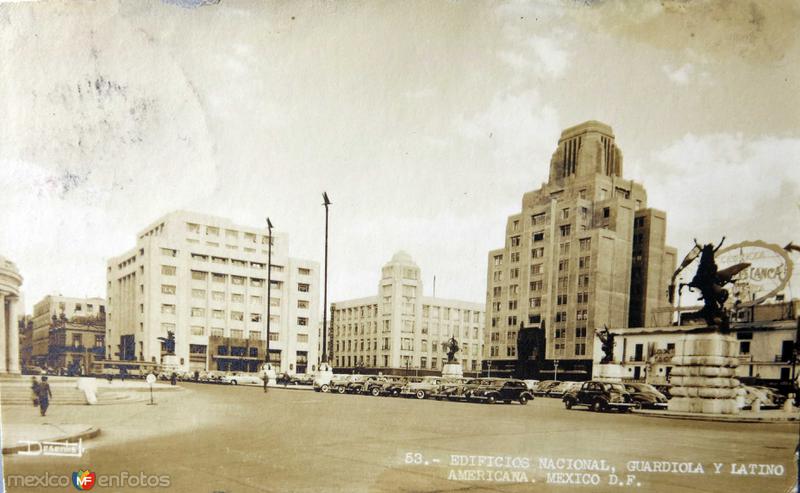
170,372,177,386
31,376,40,407
37,376,52,416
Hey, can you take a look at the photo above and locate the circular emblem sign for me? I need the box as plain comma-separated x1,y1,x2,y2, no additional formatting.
714,240,793,306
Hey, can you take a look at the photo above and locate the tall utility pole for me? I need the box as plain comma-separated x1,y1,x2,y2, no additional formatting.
266,218,273,378
321,192,331,364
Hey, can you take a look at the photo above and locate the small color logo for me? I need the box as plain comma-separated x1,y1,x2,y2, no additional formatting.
72,470,96,490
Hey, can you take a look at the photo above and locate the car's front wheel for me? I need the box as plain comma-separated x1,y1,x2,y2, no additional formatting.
231,380,238,386
371,387,381,397
486,395,496,404
519,396,528,405
320,384,330,393
415,390,426,400
564,398,574,409
337,386,346,394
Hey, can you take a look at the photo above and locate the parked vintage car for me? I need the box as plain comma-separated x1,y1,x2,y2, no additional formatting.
329,374,358,394
400,376,443,399
385,377,409,397
460,378,507,400
653,384,673,400
623,383,668,409
315,373,346,393
740,385,787,409
361,376,400,396
344,375,369,393
467,379,534,405
522,379,540,392
563,380,636,412
221,373,264,386
533,380,560,396
432,378,470,400
545,381,581,398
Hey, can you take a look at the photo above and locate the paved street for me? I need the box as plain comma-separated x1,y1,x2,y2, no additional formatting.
2,383,798,493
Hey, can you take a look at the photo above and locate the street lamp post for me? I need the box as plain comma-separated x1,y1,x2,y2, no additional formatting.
321,192,331,365
265,217,273,390
554,359,560,382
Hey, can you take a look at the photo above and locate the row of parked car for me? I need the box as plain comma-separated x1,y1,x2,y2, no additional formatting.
315,375,536,405
532,380,669,410
534,379,786,413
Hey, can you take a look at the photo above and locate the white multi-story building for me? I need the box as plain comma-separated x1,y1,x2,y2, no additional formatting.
331,252,485,373
106,211,320,374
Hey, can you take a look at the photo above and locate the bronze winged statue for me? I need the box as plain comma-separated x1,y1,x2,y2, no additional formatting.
678,237,750,332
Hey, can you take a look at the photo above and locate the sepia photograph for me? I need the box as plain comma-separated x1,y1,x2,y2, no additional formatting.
0,1,798,492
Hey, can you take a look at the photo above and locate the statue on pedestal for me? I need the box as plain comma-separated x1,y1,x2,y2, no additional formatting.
679,237,750,332
595,325,615,364
443,336,459,364
158,331,176,355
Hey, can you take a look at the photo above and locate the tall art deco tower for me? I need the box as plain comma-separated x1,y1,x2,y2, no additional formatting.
484,121,676,379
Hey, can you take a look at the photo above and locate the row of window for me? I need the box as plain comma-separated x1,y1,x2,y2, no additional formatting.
334,355,480,371
334,321,481,339
185,222,269,244
494,238,592,267
488,340,587,358
159,304,307,324
335,338,482,355
182,325,310,343
161,285,310,309
492,274,591,299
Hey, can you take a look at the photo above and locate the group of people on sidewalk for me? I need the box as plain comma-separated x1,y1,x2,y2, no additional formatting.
30,376,52,416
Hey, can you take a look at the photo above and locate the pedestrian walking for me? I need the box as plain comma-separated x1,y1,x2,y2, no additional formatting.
31,376,40,407
170,372,177,386
37,376,52,416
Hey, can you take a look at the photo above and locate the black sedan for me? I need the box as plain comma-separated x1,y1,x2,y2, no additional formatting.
623,383,668,409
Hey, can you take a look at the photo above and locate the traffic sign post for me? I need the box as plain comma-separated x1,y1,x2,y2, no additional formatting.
146,373,157,405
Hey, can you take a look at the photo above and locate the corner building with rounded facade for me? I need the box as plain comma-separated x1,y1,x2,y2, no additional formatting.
485,121,676,379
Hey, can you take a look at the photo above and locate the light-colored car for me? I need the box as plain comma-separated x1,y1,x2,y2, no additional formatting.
401,377,443,399
330,374,359,394
522,379,540,392
221,373,264,386
546,381,581,398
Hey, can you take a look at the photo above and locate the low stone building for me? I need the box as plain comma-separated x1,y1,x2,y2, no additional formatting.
599,301,799,387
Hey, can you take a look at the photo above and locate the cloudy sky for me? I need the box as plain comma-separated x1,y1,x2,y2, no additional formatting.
1,0,799,313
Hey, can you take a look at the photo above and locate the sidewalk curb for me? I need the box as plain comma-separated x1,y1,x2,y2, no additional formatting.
632,409,799,423
2,426,101,455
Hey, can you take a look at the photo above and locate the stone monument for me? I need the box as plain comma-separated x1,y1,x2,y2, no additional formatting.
441,336,463,378
668,238,750,414
594,326,624,382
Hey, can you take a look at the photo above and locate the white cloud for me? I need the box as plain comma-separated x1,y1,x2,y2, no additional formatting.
662,63,712,86
527,35,569,77
455,89,560,169
637,133,800,252
663,63,693,85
